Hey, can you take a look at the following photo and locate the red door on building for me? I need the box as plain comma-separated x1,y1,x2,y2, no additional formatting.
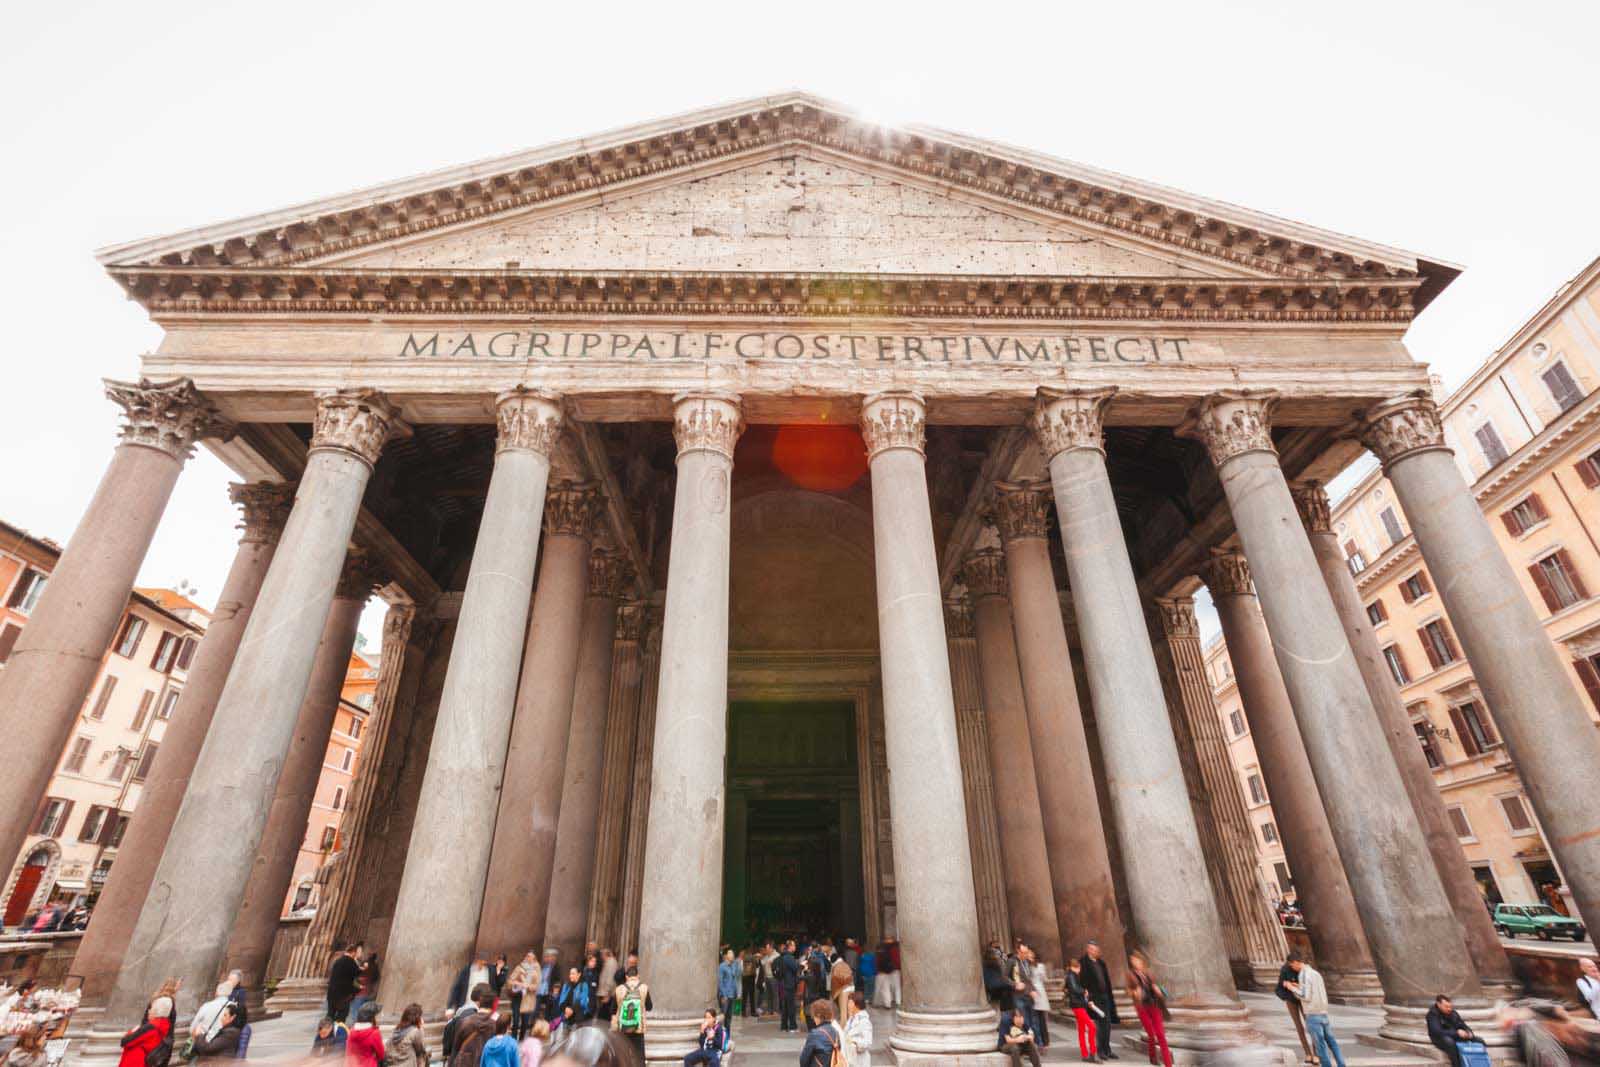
4,863,44,927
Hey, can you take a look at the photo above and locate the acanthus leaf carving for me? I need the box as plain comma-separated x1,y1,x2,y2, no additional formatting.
943,594,975,639
543,480,601,540
495,388,565,456
1290,482,1333,535
672,393,744,460
311,389,405,467
1031,387,1115,459
1179,391,1278,468
959,547,1008,602
104,376,235,461
993,480,1052,543
859,391,926,460
1357,391,1449,469
229,481,297,546
1199,550,1253,597
1154,595,1200,640
336,545,388,601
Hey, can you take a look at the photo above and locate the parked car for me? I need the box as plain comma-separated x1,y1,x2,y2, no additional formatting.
1493,903,1586,941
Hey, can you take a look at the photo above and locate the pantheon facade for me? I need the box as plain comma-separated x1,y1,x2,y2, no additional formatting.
10,94,1600,1064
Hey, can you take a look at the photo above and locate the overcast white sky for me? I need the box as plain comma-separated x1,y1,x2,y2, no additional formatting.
2,0,1597,646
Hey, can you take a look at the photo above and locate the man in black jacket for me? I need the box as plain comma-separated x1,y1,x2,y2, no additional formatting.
1276,952,1316,1064
1079,940,1120,1060
1427,994,1476,1067
773,940,801,1032
325,944,362,1023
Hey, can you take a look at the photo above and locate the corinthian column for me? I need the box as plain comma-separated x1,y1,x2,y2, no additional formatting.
635,394,743,1063
544,549,628,962
1289,481,1514,991
1200,551,1382,1004
225,547,383,1004
993,481,1126,970
0,378,231,881
959,548,1062,965
476,479,599,960
860,392,995,1063
1149,595,1288,989
1183,392,1481,1038
1358,392,1600,949
1030,388,1252,1048
103,389,403,1028
587,600,648,950
72,481,293,1016
383,389,563,1012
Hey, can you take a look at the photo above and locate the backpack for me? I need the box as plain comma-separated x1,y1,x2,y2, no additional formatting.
827,1027,846,1067
719,1025,732,1054
147,1027,174,1067
617,987,644,1032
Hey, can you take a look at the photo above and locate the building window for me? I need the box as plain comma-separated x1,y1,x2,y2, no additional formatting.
6,569,47,614
1414,722,1443,768
1449,701,1499,757
1366,599,1388,626
1229,710,1246,737
1246,773,1267,806
88,675,118,720
106,814,129,848
107,748,132,782
63,735,91,774
1446,805,1475,841
149,632,181,674
113,616,147,659
356,692,375,710
1399,570,1432,603
1382,644,1411,686
175,636,198,671
1379,507,1405,545
1574,448,1600,488
0,622,22,665
1261,821,1279,845
34,798,72,838
1499,794,1536,835
292,883,314,911
1530,550,1588,612
1501,494,1549,537
331,787,345,811
131,690,156,732
1344,541,1367,574
320,825,338,851
1475,423,1510,467
1419,619,1461,669
157,689,180,720
1542,362,1584,412
348,716,363,741
1273,862,1293,894
133,742,159,782
78,806,109,843
1573,654,1600,712
339,748,353,772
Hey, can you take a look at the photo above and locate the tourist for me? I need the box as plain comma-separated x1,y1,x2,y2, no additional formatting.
520,1019,551,1067
1577,958,1600,1019
537,950,561,1021
843,939,861,985
596,949,620,1022
556,966,592,1027
1276,951,1317,1065
5,1022,48,1067
1284,954,1345,1067
190,1002,244,1063
189,978,239,1050
876,939,901,1009
481,1012,520,1067
441,995,480,1061
1427,994,1477,1067
1125,951,1171,1067
1080,941,1120,1061
224,970,251,1031
774,940,801,1032
740,946,757,1018
345,1001,386,1067
1066,956,1101,1062
117,994,173,1067
328,943,363,1022
581,953,601,1012
800,1000,843,1067
843,990,873,1067
805,943,829,1025
1025,946,1052,1050
716,948,740,1034
508,951,540,1039
448,984,497,1067
754,941,776,1017
610,967,651,1061
857,944,877,1003
450,953,497,1015
681,1008,728,1066
311,1017,349,1057
830,954,855,1023
351,952,381,1021
387,1004,428,1067
998,1006,1043,1067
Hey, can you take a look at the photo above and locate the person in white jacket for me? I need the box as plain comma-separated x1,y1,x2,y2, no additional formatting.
843,990,873,1067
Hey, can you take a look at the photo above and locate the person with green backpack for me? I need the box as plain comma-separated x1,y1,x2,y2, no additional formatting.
609,967,652,1060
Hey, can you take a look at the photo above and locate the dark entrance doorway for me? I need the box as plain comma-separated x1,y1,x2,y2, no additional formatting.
722,700,865,944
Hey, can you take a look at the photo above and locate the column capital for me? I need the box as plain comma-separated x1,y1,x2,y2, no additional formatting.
672,392,744,461
943,593,975,639
1357,390,1450,469
494,388,564,456
587,548,628,600
959,547,1008,602
615,599,647,642
336,545,387,601
993,480,1052,543
1153,595,1200,640
1290,482,1333,535
311,389,406,468
1030,387,1115,459
543,480,602,540
104,377,235,461
859,390,927,460
1179,390,1279,468
229,481,297,546
381,601,417,645
1199,549,1254,597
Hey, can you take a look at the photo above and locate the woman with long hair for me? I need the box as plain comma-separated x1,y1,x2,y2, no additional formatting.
1125,951,1172,1067
387,1003,428,1067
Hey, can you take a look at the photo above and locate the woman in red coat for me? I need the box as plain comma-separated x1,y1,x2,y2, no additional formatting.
118,995,173,1067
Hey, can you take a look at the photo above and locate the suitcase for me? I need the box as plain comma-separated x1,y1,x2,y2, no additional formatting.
1457,1039,1491,1067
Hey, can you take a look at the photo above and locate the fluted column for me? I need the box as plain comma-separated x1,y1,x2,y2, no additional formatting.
72,481,292,1015
544,550,627,962
636,394,743,1063
103,389,402,1027
475,479,599,959
1031,387,1252,1048
1359,392,1600,956
383,389,563,1012
944,595,1011,950
1200,551,1382,1004
993,481,1126,970
1150,596,1288,989
587,601,648,950
0,378,231,882
960,548,1062,965
1289,481,1514,991
860,392,995,1063
1183,391,1481,1040
618,615,663,953
225,547,381,1001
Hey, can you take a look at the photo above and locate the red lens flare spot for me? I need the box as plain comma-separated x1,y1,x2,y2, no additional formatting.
770,425,868,492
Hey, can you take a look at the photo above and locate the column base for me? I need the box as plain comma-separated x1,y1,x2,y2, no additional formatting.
241,984,283,1023
1118,999,1280,1062
889,1006,1002,1057
1248,962,1282,992
1372,1002,1515,1059
264,976,327,1014
1046,974,1066,1010
642,1014,705,1063
1324,967,1385,1007
67,1023,147,1067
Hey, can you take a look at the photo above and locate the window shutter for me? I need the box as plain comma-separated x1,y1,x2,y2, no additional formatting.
1440,620,1462,662
1576,658,1600,713
1528,493,1549,522
1448,705,1479,757
0,623,19,664
6,570,34,609
1400,581,1415,604
1418,627,1442,670
1528,562,1561,612
1417,570,1433,594
1343,540,1360,560
51,800,74,838
98,809,121,846
1558,549,1589,599
176,637,197,671
28,796,50,835
1374,598,1387,620
1502,510,1525,536
1577,458,1600,489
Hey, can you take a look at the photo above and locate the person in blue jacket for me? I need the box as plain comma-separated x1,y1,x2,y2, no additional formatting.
716,949,742,1036
556,966,592,1027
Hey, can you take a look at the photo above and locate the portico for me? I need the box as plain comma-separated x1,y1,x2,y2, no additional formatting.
19,94,1584,1065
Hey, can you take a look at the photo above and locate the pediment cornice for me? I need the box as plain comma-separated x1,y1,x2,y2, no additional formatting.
97,93,1455,307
